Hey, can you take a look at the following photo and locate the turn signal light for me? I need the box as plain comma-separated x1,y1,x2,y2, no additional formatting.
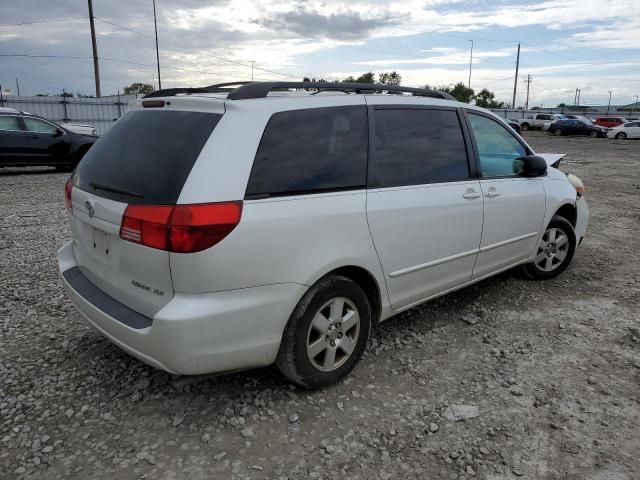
567,173,585,197
119,202,243,253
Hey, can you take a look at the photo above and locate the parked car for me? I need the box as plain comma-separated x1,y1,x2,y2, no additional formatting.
594,117,628,129
507,119,521,133
58,81,589,388
517,113,566,131
548,119,608,137
0,107,97,136
0,111,97,170
607,121,640,139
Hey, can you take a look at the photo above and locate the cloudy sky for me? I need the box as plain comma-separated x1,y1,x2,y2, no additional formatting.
1,0,639,106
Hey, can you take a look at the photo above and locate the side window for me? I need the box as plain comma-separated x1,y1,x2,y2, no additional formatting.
245,106,367,197
467,113,527,178
373,108,469,187
0,116,21,131
24,117,58,134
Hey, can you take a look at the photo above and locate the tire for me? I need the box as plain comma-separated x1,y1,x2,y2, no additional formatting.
276,275,371,389
554,128,563,136
521,216,576,280
589,131,598,138
521,123,530,131
616,132,627,140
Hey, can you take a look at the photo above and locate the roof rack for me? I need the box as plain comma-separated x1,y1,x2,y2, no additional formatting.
227,82,456,101
142,81,456,101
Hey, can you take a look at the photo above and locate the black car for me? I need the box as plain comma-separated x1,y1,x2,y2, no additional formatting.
548,119,607,138
0,112,97,170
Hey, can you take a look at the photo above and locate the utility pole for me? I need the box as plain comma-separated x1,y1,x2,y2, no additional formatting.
468,40,473,89
251,61,255,82
87,0,101,97
524,74,532,111
15,78,20,96
153,0,161,90
573,88,578,107
576,89,581,108
512,42,520,109
607,90,612,114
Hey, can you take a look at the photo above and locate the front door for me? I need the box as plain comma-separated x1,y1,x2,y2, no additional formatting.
366,106,483,310
22,117,70,164
465,112,546,279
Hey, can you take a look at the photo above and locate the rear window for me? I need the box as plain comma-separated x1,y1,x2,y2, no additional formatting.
245,106,368,198
73,110,221,204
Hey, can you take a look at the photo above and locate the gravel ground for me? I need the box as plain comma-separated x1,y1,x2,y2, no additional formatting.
1,133,639,480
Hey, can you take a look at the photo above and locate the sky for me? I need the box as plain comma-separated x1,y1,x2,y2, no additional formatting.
1,0,639,107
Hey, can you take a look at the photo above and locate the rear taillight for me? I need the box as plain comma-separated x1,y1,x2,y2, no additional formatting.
64,178,73,211
119,202,243,253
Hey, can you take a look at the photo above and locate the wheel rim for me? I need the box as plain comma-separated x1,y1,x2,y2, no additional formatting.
306,297,360,372
555,129,562,136
617,133,626,139
522,124,529,131
534,227,570,272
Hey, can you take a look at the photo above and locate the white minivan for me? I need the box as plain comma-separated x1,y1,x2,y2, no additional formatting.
58,82,588,388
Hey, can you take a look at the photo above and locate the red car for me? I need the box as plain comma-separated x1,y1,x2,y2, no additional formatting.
595,117,628,129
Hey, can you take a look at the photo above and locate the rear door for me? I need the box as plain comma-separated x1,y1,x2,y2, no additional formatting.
465,111,545,279
627,122,640,138
0,115,32,165
69,108,223,317
366,106,483,310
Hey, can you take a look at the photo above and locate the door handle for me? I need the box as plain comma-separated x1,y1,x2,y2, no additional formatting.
485,191,501,198
462,191,482,199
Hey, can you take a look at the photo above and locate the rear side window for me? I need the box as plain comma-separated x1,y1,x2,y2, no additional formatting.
0,116,20,131
73,110,221,204
245,106,368,197
372,108,469,188
24,117,58,134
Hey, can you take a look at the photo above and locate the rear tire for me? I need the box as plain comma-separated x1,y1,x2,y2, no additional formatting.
276,275,371,389
521,123,530,131
554,128,563,136
521,216,576,280
616,132,627,140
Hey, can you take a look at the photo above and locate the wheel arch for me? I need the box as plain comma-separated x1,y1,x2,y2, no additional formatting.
554,203,577,227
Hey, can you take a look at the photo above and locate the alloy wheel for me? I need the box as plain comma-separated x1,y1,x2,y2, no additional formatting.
534,227,570,272
306,297,360,372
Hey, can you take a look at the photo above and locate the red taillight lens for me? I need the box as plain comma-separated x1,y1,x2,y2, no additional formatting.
119,202,243,253
64,178,73,211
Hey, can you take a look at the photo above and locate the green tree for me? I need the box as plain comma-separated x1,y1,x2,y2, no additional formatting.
378,71,401,86
355,72,375,83
474,88,505,108
447,82,475,103
123,82,154,94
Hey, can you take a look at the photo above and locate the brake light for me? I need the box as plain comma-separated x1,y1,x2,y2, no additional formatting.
119,202,243,253
64,178,73,211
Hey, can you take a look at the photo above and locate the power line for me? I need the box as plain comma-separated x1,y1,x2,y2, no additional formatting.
0,17,85,27
94,16,300,79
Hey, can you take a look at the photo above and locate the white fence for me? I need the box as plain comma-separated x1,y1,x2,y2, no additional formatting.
0,93,143,135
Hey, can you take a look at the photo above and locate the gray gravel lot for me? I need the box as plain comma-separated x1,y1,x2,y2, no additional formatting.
1,133,639,480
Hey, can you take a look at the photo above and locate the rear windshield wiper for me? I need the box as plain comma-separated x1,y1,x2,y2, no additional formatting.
89,182,144,199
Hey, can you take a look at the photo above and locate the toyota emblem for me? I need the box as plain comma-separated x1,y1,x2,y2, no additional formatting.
84,200,95,218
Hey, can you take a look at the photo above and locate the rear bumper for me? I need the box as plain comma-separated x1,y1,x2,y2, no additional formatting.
58,240,306,375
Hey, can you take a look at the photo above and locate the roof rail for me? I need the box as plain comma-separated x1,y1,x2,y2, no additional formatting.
143,87,212,98
226,82,456,101
143,81,254,98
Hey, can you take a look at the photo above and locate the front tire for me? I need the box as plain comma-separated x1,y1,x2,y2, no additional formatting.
554,128,563,136
276,275,371,389
616,132,627,140
521,216,576,280
589,130,598,138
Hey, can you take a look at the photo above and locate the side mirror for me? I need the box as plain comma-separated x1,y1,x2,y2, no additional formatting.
54,128,64,137
513,154,547,177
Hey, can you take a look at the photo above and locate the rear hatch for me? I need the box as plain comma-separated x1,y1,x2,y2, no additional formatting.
68,107,223,317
